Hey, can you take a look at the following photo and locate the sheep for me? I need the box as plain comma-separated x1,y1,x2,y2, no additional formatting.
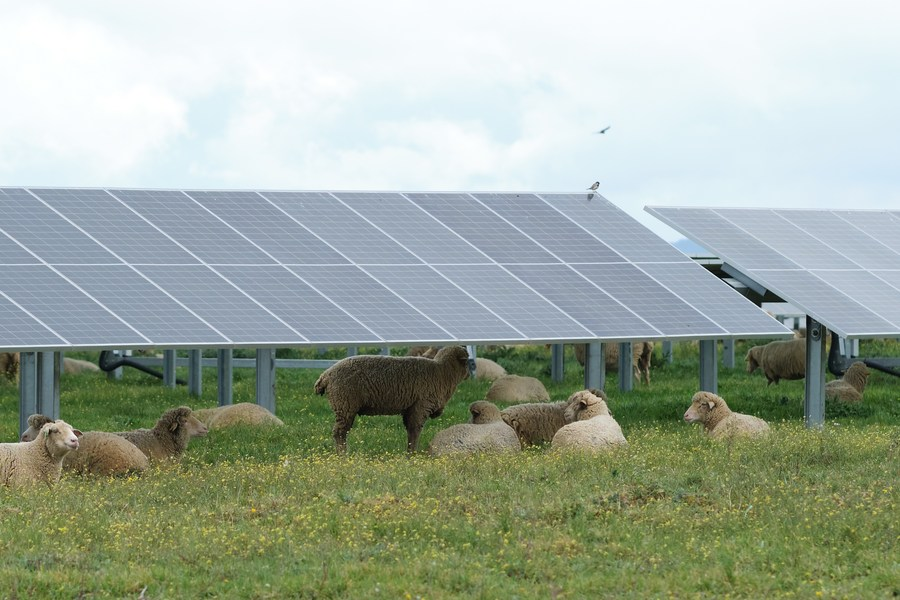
551,389,627,451
0,420,81,487
63,357,101,374
428,401,521,456
825,361,870,403
21,414,148,477
114,406,208,461
407,346,439,358
474,357,507,381
484,374,550,403
313,345,470,452
191,402,285,430
498,388,605,447
745,338,807,385
1,352,19,382
683,391,770,440
572,342,653,385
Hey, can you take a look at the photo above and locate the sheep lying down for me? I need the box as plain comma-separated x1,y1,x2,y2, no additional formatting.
683,391,769,440
314,345,470,452
1,420,82,487
428,401,520,456
551,389,627,452
22,414,149,477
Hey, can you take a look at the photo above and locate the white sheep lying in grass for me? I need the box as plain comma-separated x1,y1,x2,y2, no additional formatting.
428,401,521,456
191,402,284,430
314,345,470,452
484,374,550,403
825,361,870,403
63,357,101,374
21,414,149,477
683,391,770,440
114,406,208,461
407,347,506,381
0,420,81,487
551,389,627,451
745,338,807,385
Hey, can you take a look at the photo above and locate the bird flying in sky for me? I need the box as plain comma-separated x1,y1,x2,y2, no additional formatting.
587,181,600,191
595,126,611,134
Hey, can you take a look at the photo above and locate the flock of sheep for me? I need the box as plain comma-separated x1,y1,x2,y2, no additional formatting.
0,337,873,488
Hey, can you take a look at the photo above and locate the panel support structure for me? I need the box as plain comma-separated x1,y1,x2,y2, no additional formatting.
466,345,477,380
584,342,605,391
804,317,826,429
662,340,674,363
217,349,233,406
18,352,60,435
698,339,717,393
550,344,564,382
188,349,202,397
618,342,633,392
721,339,735,369
256,348,276,414
163,349,177,388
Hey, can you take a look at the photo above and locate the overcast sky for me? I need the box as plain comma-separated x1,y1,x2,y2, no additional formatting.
1,1,898,241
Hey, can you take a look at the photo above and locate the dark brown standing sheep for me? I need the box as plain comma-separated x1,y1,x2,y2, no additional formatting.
1,352,19,382
313,345,471,453
114,406,208,461
745,338,807,385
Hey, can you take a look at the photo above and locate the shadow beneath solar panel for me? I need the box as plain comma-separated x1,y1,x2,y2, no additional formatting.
828,332,900,378
99,351,187,385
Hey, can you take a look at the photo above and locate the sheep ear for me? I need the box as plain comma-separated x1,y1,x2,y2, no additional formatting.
73,429,83,438
706,400,716,410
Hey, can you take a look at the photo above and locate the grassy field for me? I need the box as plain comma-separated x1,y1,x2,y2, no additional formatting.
0,341,897,598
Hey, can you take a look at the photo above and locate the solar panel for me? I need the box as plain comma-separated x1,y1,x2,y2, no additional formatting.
261,191,422,265
0,265,149,346
33,188,199,265
185,191,349,265
0,294,68,348
1,188,122,264
112,189,277,265
647,206,900,338
0,188,792,352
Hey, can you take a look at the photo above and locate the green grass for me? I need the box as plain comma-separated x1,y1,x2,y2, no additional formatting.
0,341,898,598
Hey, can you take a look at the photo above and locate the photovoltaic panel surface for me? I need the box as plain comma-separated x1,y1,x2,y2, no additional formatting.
646,206,900,338
362,265,526,341
1,265,148,346
33,188,199,265
0,188,791,351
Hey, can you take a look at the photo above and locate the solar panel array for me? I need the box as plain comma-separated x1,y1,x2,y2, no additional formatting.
645,206,900,339
0,188,790,351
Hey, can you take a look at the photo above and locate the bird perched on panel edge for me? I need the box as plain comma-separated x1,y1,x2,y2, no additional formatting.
587,181,599,191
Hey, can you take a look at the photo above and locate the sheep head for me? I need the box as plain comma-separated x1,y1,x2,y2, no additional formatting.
158,406,209,438
564,389,611,423
745,348,760,374
21,413,54,442
684,391,726,424
468,401,502,424
40,420,82,457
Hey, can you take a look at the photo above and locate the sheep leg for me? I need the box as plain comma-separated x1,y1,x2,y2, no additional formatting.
402,408,426,453
332,413,356,453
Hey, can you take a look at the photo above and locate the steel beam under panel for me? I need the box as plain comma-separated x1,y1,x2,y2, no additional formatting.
256,348,276,414
584,342,605,391
217,349,233,406
618,342,633,392
699,340,717,393
804,317,826,428
551,344,564,382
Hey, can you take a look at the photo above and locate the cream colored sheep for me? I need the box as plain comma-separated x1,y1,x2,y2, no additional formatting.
63,357,101,374
683,391,770,440
21,414,148,477
428,401,521,456
0,420,81,487
114,406,208,461
551,389,627,451
825,361,870,403
745,338,808,385
499,400,569,446
191,402,284,430
573,342,653,385
313,345,470,452
484,374,550,403
474,357,507,381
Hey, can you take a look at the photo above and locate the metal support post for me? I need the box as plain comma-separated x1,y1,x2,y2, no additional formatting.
256,348,276,414
699,339,718,393
804,317,826,428
550,344,564,382
217,349,233,406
